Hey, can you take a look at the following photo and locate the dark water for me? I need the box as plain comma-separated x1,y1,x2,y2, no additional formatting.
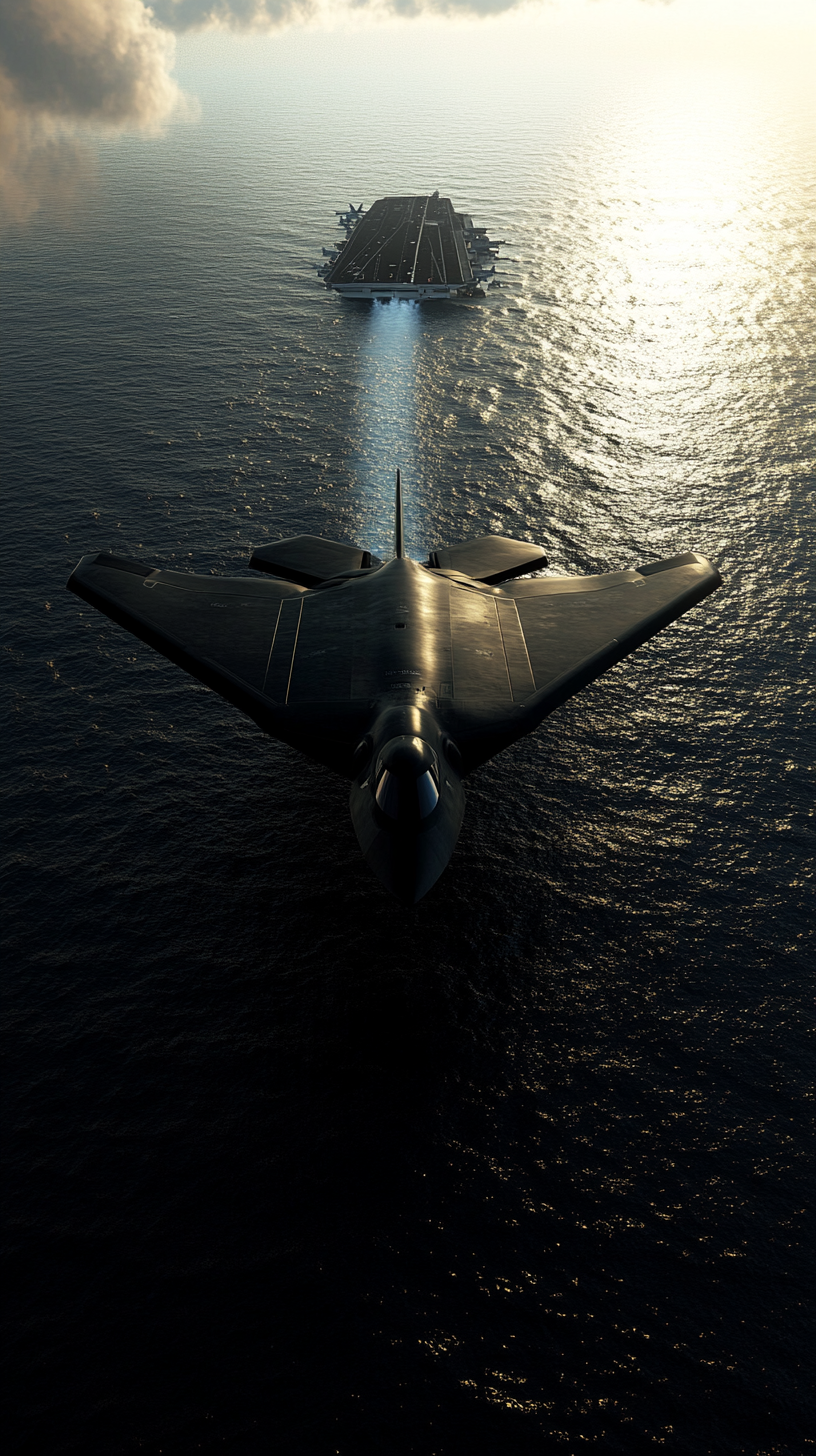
3,31,815,1454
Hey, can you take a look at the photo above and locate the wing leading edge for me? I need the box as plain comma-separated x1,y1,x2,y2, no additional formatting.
504,551,721,713
68,551,307,731
441,550,721,766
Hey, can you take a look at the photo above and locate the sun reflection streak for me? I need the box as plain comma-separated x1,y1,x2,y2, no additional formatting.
512,72,815,571
352,300,421,558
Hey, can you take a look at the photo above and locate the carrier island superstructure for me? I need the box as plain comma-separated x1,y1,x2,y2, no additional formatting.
316,193,504,301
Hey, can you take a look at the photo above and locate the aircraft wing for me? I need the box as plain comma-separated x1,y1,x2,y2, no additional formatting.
428,534,547,583
68,546,722,776
499,551,721,725
67,552,306,727
250,534,380,585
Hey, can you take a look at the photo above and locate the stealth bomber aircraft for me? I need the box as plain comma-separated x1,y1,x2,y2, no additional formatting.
68,475,721,903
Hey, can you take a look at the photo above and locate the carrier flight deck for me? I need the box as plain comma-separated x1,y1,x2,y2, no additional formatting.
319,193,503,300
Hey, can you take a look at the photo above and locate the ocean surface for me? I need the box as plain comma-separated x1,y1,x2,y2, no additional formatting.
3,27,815,1454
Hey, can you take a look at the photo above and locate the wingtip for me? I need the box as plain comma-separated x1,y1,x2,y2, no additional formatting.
636,550,720,581
67,551,155,593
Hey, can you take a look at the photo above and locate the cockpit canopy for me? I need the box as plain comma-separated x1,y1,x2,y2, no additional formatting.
374,735,440,823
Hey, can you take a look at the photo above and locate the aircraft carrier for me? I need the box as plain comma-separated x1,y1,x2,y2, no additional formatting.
317,193,504,301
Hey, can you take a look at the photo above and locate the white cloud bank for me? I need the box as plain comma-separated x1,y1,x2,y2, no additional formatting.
0,0,181,221
1,0,812,224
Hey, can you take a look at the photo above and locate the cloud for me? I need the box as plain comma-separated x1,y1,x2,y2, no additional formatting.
146,0,517,24
0,0,180,121
0,73,92,225
150,0,316,28
0,0,180,224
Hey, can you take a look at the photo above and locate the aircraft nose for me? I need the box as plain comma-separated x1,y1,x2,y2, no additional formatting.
348,732,465,904
360,817,460,906
375,833,449,907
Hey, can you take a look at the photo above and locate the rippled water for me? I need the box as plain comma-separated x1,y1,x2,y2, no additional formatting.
3,29,815,1454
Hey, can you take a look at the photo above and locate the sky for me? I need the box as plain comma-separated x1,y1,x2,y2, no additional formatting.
1,0,814,224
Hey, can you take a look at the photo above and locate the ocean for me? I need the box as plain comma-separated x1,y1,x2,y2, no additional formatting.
3,24,814,1454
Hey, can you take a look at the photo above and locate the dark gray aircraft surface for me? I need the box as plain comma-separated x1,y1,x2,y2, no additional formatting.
67,475,721,903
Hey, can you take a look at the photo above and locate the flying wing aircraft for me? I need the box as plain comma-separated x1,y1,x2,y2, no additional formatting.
67,474,721,903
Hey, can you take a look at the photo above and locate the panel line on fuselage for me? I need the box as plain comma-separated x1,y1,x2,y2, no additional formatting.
495,597,536,702
264,597,302,703
261,600,284,696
